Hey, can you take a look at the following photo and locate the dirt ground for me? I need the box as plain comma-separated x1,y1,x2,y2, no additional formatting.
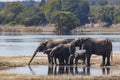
0,53,120,80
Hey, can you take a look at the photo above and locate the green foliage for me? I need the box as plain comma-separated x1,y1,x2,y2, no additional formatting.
54,11,80,35
113,7,120,23
97,0,108,6
61,0,89,25
3,2,24,24
1,0,120,30
44,0,61,23
16,7,47,26
0,10,4,24
90,5,120,26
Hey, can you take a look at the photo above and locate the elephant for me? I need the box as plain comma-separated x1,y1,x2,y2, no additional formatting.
50,41,76,65
44,48,62,65
28,39,70,65
43,49,53,64
69,51,86,66
72,37,112,67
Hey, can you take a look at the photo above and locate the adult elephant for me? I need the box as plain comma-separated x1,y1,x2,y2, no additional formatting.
50,41,76,65
73,37,112,67
28,39,70,65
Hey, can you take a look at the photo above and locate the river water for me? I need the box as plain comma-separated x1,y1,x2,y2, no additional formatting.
1,32,120,76
1,65,120,76
0,32,120,56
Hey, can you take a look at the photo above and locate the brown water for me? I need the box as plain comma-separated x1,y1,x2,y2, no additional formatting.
0,65,120,76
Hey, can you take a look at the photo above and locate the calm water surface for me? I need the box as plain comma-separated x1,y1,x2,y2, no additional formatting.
1,32,120,76
0,32,120,56
1,65,120,76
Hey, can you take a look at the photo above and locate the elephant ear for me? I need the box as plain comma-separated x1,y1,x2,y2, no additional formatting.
79,37,90,49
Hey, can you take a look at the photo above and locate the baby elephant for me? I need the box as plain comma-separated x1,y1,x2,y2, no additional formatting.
69,51,86,66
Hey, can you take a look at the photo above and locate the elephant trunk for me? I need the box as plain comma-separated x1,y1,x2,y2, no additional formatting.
28,48,39,65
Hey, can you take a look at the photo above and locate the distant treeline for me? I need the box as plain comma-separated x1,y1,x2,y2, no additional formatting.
0,0,120,34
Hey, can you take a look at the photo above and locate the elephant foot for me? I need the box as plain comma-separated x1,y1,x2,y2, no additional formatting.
100,64,105,67
105,63,111,66
86,64,90,67
51,63,54,65
82,62,86,65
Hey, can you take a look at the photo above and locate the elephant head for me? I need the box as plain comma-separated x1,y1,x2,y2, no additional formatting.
28,39,70,65
72,37,89,49
28,41,48,65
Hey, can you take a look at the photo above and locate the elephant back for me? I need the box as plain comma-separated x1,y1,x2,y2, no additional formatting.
46,39,69,49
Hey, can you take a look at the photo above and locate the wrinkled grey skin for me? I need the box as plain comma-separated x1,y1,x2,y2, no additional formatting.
50,41,76,65
43,49,53,64
69,51,86,66
73,37,112,67
28,39,70,65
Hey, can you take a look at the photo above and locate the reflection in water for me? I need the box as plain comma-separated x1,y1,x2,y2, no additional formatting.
28,65,111,76
102,67,110,75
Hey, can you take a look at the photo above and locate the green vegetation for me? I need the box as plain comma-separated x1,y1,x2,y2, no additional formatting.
0,0,120,34
54,11,80,35
90,5,120,26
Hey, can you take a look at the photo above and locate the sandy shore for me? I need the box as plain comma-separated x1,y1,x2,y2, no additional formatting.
0,53,120,80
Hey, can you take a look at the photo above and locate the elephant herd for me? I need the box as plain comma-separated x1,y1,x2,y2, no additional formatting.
28,37,112,67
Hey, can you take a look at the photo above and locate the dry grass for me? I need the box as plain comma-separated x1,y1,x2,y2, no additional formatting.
73,23,120,34
0,53,120,80
0,73,120,80
0,53,119,70
0,24,55,32
0,55,48,70
1,24,120,33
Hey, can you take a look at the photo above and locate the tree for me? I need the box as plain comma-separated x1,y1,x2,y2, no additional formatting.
90,6,116,26
54,11,80,35
61,0,90,25
113,6,120,24
0,10,4,24
44,0,61,23
16,7,47,26
97,0,108,6
3,2,24,24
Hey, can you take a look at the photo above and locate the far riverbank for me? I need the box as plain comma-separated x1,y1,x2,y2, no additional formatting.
1,24,120,35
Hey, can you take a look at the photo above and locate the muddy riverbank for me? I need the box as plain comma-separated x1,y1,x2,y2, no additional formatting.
0,53,120,80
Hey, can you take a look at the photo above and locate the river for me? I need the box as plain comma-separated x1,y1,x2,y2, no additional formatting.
0,32,120,56
1,32,120,76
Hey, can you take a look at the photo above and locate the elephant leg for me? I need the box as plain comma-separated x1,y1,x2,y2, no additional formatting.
101,56,106,66
70,59,74,65
106,55,111,66
66,58,69,65
58,57,62,65
48,55,51,64
83,58,86,65
59,56,64,65
86,53,91,67
69,55,74,65
75,58,78,66
50,57,54,65
54,57,57,65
